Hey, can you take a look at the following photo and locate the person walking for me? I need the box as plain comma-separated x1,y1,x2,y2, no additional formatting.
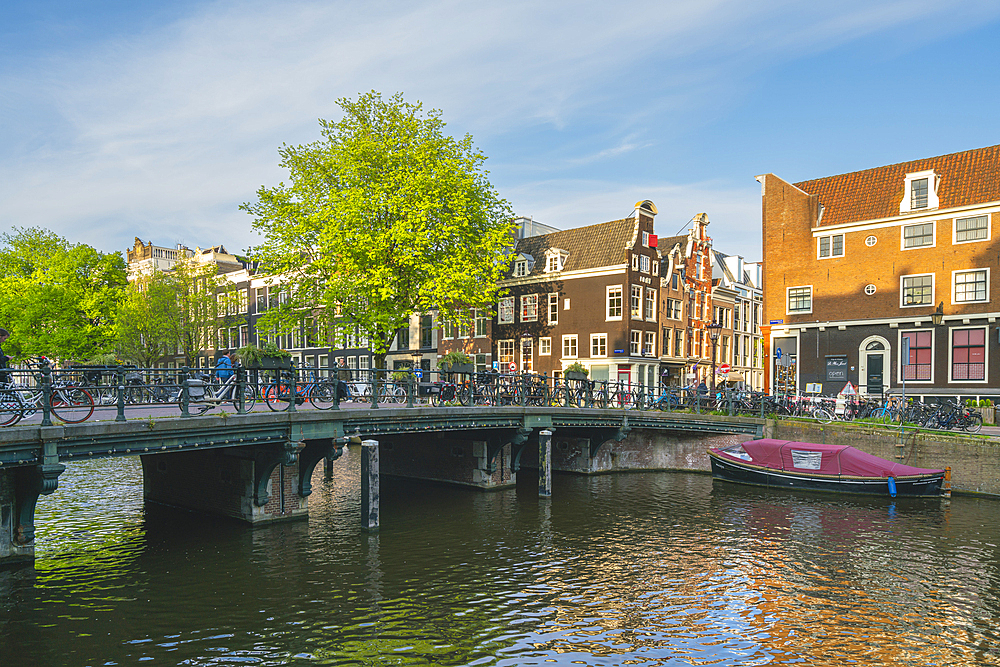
0,328,10,385
336,358,351,401
214,350,234,382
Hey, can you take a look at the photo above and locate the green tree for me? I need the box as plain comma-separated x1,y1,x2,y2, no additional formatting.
0,227,127,362
242,91,514,370
114,271,180,367
114,261,223,367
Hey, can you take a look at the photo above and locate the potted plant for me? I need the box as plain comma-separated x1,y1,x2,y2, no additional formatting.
440,351,474,374
564,362,589,381
236,343,293,370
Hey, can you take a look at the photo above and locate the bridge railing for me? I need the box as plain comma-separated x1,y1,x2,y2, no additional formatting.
0,360,776,426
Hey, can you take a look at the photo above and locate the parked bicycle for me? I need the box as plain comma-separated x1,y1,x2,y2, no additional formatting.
181,366,256,414
0,358,94,425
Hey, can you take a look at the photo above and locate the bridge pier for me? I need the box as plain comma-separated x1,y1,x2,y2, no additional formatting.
0,463,65,568
141,439,343,524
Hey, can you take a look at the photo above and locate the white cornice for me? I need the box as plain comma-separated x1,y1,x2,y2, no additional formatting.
811,200,1000,236
500,264,627,287
772,310,999,334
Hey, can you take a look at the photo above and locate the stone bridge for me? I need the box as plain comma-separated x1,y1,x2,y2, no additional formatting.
0,406,764,567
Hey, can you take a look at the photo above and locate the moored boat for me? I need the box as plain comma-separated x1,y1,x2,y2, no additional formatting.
708,439,946,497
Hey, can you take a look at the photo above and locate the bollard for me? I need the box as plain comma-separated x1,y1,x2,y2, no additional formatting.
942,466,952,498
180,366,191,418
40,359,53,427
727,387,733,416
539,429,552,497
331,377,341,410
116,365,127,422
361,439,379,531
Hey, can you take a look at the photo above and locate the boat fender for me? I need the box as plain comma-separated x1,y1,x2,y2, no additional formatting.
887,476,897,498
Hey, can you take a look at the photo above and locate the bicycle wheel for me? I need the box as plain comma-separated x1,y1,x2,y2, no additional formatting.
51,388,95,423
0,388,24,426
593,390,607,409
457,384,472,406
264,382,292,412
231,383,257,411
813,407,834,424
962,413,983,433
308,382,335,410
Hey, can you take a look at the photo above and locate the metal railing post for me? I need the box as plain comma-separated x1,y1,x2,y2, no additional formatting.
40,359,53,427
520,372,526,407
180,366,191,418
406,371,415,408
727,387,733,416
116,365,127,422
331,377,340,410
370,369,379,409
236,365,246,414
287,365,297,413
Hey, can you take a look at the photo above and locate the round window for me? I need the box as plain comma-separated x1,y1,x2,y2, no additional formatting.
865,235,877,247
865,284,877,295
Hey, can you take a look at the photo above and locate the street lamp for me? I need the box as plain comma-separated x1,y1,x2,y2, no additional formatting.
707,321,723,394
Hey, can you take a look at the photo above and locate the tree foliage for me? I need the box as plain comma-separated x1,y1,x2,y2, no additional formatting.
242,91,514,367
0,227,127,362
113,261,223,366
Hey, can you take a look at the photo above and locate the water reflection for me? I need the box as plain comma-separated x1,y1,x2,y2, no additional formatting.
0,448,999,665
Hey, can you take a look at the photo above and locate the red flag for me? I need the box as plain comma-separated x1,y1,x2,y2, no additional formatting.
649,234,658,247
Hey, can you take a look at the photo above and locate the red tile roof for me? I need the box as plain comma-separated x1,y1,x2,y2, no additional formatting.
794,144,1000,227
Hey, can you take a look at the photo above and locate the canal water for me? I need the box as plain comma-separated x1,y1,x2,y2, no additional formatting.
2,445,999,666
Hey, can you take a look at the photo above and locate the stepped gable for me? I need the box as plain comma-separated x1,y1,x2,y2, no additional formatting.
794,144,1000,227
511,217,636,276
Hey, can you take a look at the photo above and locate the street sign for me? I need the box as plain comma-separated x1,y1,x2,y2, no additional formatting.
775,347,782,359
414,369,423,379
718,363,731,374
492,361,499,370
508,361,517,372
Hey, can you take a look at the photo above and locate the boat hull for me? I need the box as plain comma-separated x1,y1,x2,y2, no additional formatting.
709,451,944,497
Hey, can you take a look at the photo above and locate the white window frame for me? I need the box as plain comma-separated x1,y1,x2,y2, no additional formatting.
606,285,623,321
949,325,989,384
786,285,812,315
817,233,845,259
952,268,989,305
548,293,559,325
520,294,538,322
498,340,515,364
644,331,655,356
544,249,567,273
475,309,489,337
652,261,659,276
954,214,991,245
539,337,552,356
591,333,607,358
630,330,641,355
630,285,643,320
640,255,651,273
900,273,935,308
514,260,528,277
498,296,514,324
900,169,940,213
645,288,657,322
631,254,639,270
642,231,650,247
562,335,578,359
666,298,681,320
901,221,936,250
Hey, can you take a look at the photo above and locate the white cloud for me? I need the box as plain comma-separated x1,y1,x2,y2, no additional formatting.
0,0,996,254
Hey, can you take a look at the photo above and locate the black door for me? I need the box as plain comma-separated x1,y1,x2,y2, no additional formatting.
867,354,883,394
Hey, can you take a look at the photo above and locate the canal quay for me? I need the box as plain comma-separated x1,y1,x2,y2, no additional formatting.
2,412,1000,665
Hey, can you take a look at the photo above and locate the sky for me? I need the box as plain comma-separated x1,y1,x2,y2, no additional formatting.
1,0,999,263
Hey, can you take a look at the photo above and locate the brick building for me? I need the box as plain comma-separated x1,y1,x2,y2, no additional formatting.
493,201,662,388
758,144,1000,399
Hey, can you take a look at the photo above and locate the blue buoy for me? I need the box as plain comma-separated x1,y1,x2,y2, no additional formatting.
887,476,897,498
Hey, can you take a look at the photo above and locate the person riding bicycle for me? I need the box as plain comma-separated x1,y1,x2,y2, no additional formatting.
214,350,234,382
0,328,10,385
336,358,351,401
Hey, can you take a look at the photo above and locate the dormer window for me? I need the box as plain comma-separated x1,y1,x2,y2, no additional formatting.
544,248,568,273
900,170,939,213
514,260,528,277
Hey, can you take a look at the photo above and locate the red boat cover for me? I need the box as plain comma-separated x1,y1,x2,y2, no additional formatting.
722,439,944,478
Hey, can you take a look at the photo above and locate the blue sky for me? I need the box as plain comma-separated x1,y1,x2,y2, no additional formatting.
1,0,999,262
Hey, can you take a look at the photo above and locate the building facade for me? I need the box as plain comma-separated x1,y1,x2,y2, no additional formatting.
712,251,764,390
493,201,662,388
759,144,1000,399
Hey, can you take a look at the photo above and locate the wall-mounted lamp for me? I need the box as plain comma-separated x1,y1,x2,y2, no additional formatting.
930,302,944,326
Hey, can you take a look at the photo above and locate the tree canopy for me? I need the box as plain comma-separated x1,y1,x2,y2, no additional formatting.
0,227,127,362
242,91,514,367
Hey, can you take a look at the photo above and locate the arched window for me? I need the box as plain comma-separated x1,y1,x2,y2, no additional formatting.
866,341,885,351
